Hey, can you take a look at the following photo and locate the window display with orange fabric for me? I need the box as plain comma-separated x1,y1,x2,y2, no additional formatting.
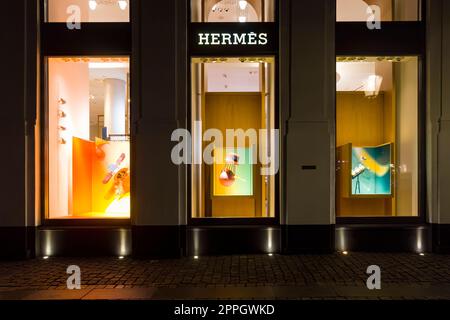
46,57,131,219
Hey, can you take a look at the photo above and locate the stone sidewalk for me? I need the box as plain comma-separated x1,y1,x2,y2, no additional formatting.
1,253,450,300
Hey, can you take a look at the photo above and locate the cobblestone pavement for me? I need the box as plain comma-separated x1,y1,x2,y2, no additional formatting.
0,253,450,299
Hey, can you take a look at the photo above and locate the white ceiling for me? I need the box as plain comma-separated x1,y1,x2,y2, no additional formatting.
206,62,260,92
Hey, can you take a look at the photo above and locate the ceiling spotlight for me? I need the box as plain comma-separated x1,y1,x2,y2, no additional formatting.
238,16,247,23
239,0,248,10
89,0,97,11
118,0,128,11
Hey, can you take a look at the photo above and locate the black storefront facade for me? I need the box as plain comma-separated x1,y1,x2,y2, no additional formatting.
1,0,450,260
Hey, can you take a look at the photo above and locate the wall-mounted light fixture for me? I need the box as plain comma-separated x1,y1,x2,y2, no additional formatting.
118,0,128,10
239,0,248,10
89,0,97,10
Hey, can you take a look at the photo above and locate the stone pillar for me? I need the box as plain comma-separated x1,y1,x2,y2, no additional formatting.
0,0,36,259
429,0,450,252
131,0,183,257
283,0,336,252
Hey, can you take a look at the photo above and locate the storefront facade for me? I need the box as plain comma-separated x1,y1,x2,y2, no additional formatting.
1,0,449,259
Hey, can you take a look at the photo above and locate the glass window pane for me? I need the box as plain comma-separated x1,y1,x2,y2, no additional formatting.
191,0,275,22
336,0,421,22
46,0,129,22
47,57,131,219
191,57,276,218
336,57,418,217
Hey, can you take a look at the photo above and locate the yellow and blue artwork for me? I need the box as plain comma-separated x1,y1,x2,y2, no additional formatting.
351,143,392,196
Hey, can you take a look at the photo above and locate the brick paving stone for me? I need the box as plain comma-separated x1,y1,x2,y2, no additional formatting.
0,253,449,299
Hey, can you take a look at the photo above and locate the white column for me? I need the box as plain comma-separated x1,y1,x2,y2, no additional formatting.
104,78,126,137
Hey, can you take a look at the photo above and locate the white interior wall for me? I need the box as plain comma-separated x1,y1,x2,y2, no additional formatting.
336,0,371,21
48,60,90,218
48,0,88,22
395,59,419,216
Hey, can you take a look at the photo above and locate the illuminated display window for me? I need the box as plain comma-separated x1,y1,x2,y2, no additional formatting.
336,0,421,21
191,0,275,23
336,56,419,217
46,57,131,219
46,0,130,22
191,57,276,219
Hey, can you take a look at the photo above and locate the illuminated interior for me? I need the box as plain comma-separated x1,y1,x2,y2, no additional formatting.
191,57,276,218
46,0,129,23
191,0,275,22
336,0,421,21
47,57,131,219
336,57,419,217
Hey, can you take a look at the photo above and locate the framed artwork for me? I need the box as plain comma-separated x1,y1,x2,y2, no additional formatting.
351,143,392,196
213,147,253,197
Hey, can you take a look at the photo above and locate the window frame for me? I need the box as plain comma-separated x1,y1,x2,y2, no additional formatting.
39,0,132,225
187,0,280,226
335,6,426,224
